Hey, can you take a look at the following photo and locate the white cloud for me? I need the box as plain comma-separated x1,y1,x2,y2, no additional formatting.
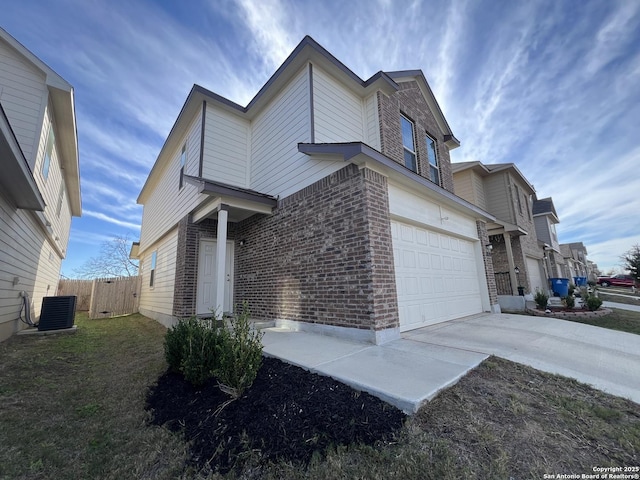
83,210,141,230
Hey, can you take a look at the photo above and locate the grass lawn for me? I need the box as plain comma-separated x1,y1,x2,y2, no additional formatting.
1,312,639,479
560,307,640,335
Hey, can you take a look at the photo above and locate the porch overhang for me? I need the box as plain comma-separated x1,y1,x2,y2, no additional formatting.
185,175,277,223
487,220,528,237
298,142,494,223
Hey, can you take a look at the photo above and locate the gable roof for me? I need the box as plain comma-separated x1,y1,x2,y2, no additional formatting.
451,161,536,194
138,36,457,203
0,27,81,216
532,196,559,223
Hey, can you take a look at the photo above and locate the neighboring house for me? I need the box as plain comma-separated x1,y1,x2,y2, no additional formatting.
0,27,81,342
452,162,546,297
560,242,590,281
133,36,499,345
532,196,564,279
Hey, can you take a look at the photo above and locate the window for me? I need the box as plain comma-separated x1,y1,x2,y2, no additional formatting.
401,116,417,172
526,194,531,220
179,144,186,189
425,134,439,184
42,126,55,180
56,183,65,217
150,251,157,287
515,184,522,213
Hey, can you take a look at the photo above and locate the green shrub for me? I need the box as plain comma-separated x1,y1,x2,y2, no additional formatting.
585,295,603,311
562,295,575,309
214,302,263,399
164,318,195,372
164,317,222,386
534,290,549,309
568,283,576,296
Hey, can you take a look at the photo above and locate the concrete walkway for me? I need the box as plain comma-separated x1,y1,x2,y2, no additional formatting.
262,313,640,413
603,301,640,312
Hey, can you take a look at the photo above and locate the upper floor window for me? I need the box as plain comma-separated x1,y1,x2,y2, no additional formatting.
401,116,417,172
515,184,523,213
42,126,55,180
425,134,439,185
56,182,65,217
150,250,157,287
179,144,186,189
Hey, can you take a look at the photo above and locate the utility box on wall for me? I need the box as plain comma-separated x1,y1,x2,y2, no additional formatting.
38,296,77,331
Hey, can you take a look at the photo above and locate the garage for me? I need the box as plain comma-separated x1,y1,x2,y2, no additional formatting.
391,220,484,332
526,256,545,294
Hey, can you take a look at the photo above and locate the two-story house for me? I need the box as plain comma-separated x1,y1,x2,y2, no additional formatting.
133,36,499,344
532,196,564,280
451,162,546,299
0,27,81,342
560,242,589,282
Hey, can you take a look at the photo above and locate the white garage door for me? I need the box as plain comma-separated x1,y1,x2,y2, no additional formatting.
391,220,483,332
526,256,545,294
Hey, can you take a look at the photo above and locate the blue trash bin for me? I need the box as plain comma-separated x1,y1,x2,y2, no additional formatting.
550,278,570,296
573,276,587,287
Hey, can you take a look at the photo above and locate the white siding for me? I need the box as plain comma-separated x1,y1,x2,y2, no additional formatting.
0,38,47,168
138,228,178,318
33,103,72,256
250,66,343,197
139,113,207,251
364,93,381,151
313,67,364,144
202,104,249,187
0,191,62,342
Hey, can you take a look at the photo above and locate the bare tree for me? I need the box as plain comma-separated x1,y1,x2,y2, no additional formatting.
74,234,139,279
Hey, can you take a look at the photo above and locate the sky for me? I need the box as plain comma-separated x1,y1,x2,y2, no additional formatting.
2,0,639,276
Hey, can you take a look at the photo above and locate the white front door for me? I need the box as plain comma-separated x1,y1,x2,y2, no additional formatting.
197,239,234,315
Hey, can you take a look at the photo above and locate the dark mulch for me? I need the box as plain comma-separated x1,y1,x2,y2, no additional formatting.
146,357,406,474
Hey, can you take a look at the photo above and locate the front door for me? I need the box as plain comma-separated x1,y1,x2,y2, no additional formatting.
196,239,234,315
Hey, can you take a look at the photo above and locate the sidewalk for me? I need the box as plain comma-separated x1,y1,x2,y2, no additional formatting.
602,301,640,312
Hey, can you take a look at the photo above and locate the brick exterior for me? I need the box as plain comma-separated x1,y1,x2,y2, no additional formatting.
476,220,498,306
377,81,455,193
172,216,236,317
234,164,399,331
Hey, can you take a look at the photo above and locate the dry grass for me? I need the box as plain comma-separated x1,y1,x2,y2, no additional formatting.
1,313,639,479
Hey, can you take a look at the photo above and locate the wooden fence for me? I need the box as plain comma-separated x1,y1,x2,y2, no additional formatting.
57,276,142,319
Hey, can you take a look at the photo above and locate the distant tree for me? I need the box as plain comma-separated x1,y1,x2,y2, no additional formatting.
621,244,640,282
74,234,139,279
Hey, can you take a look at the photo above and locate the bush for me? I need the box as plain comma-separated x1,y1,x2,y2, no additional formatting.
562,295,575,309
534,290,549,309
164,317,222,386
214,302,264,398
568,283,576,296
585,295,603,311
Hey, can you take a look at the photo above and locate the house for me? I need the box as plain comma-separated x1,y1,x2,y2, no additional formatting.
133,36,499,345
560,242,590,282
451,162,547,298
0,27,81,342
532,196,565,280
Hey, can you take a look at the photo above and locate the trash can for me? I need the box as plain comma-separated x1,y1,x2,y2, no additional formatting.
550,278,570,297
573,276,587,287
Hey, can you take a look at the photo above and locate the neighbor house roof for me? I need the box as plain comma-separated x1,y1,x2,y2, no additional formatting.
0,27,81,216
451,161,536,194
532,196,559,223
138,36,457,204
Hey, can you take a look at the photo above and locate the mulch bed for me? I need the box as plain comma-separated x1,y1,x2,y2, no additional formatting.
146,357,406,474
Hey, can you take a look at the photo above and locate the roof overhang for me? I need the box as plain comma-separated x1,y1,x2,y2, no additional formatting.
184,175,277,223
0,103,45,210
298,142,495,222
451,161,536,194
129,242,140,260
487,219,528,237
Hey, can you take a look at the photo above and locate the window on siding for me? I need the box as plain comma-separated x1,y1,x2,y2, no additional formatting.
56,182,65,217
526,194,531,220
42,126,55,180
401,116,417,172
425,134,439,185
179,144,186,189
150,251,157,287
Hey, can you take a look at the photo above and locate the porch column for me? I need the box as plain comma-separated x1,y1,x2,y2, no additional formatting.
215,206,228,314
503,233,518,295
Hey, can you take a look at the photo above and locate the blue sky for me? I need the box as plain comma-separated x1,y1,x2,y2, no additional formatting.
2,0,639,275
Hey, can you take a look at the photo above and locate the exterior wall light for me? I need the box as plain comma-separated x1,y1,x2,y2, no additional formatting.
485,244,493,252
514,266,520,274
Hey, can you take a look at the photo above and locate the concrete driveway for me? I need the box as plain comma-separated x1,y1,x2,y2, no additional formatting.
404,313,640,404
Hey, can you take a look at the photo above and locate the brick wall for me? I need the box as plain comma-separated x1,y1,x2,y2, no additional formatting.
377,81,455,193
234,164,399,331
477,221,498,306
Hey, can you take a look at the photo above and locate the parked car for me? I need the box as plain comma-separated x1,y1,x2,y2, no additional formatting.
596,274,636,287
